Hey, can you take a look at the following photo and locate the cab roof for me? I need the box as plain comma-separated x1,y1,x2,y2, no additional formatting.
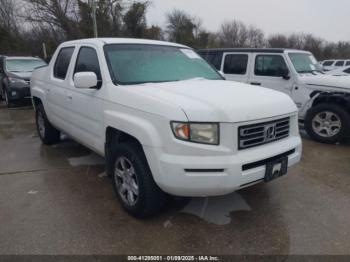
61,38,188,49
198,48,310,54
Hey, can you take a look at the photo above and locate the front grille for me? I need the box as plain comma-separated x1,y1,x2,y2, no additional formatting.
239,117,290,150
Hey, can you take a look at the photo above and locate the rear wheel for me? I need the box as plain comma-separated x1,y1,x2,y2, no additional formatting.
110,141,167,218
305,103,350,143
35,104,61,145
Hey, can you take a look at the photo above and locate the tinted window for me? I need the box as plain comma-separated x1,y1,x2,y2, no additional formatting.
74,47,102,84
344,68,350,74
323,61,334,66
335,60,345,66
255,55,288,77
200,52,223,70
224,54,248,75
346,61,350,66
54,47,74,79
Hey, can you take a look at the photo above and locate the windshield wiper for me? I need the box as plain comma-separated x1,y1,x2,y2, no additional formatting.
298,70,323,75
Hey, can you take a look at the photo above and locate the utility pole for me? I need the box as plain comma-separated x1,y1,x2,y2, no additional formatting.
90,0,98,38
42,42,47,61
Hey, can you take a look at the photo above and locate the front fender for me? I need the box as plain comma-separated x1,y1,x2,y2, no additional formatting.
104,110,168,148
298,93,320,119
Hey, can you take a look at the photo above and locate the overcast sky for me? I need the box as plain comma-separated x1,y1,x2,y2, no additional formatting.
147,0,350,42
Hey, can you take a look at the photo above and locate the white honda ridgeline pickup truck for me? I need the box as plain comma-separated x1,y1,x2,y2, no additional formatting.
31,38,302,217
199,48,350,144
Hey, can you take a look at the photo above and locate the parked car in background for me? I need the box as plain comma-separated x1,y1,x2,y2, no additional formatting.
30,38,302,217
326,66,350,76
0,56,47,107
321,59,350,71
199,48,350,144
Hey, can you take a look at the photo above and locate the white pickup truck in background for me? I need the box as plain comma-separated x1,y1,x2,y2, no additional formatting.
31,38,301,217
199,48,350,144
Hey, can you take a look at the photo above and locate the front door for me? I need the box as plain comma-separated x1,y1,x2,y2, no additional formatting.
248,53,294,96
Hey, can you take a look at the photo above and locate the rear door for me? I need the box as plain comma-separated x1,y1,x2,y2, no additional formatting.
248,53,294,96
66,45,105,154
222,53,251,83
47,46,75,133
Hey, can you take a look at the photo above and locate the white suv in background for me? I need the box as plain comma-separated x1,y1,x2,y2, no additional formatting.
30,39,302,217
321,59,350,71
199,48,350,143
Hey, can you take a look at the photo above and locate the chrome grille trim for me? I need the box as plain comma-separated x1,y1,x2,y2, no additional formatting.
238,117,290,150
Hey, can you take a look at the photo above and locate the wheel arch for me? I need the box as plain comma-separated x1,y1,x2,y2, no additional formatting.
32,96,43,110
312,92,350,114
105,126,147,178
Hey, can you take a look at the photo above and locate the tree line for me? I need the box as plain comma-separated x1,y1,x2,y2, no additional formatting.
0,0,349,61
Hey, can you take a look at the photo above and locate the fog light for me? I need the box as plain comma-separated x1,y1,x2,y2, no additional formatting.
11,91,17,96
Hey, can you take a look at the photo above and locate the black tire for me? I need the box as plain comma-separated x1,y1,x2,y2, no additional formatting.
3,89,13,108
35,104,61,145
110,141,167,218
305,103,350,144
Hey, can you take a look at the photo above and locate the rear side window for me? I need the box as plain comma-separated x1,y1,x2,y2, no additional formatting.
54,47,75,79
224,54,248,75
200,52,223,70
323,61,334,66
255,55,288,77
74,47,102,85
346,61,350,66
335,60,345,66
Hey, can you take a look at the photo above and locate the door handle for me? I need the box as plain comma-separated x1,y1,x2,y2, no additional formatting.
67,95,72,100
250,82,261,86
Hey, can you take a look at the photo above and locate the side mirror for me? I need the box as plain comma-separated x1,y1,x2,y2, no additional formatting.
281,68,291,80
73,72,98,89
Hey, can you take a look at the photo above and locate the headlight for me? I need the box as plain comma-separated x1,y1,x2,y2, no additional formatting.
171,122,219,145
9,77,28,85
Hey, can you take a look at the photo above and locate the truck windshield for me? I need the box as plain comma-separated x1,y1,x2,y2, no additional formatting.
288,53,323,74
6,59,46,72
104,44,222,85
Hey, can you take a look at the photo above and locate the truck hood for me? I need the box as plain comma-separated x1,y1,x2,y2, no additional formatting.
130,79,297,123
299,74,350,90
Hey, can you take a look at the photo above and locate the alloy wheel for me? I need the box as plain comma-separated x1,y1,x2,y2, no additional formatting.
312,111,342,138
114,156,139,206
37,111,46,138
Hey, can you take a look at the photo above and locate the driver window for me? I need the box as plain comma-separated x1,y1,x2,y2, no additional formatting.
255,55,288,77
74,47,102,88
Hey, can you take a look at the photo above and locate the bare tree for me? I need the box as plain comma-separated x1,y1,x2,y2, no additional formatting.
166,9,196,46
0,0,19,32
217,20,265,48
267,34,289,48
123,1,149,37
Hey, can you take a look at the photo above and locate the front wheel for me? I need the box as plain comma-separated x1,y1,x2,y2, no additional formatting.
111,142,167,218
305,103,350,144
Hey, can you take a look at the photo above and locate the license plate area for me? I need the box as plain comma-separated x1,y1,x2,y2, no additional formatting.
264,157,288,182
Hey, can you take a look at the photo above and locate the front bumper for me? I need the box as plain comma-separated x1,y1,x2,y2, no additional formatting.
7,85,31,101
144,136,302,197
